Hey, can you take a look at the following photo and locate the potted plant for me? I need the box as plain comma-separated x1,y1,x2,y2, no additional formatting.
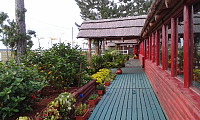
75,103,89,120
88,94,98,106
35,106,60,120
116,59,122,74
104,76,111,86
97,85,105,95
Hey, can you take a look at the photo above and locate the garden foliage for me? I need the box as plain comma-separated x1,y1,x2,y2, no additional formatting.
21,43,92,88
91,49,126,73
0,60,46,120
36,92,76,120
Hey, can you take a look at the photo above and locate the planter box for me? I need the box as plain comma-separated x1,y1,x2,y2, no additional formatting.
75,109,89,120
98,90,104,95
88,97,98,106
105,82,111,86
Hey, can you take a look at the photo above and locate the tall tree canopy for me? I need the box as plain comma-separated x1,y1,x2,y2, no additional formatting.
75,0,153,20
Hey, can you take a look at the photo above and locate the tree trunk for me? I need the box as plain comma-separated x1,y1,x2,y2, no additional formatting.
15,0,26,58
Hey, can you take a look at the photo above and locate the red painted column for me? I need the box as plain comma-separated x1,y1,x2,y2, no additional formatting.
171,18,178,77
152,33,155,62
149,36,152,60
184,4,193,88
144,40,146,59
146,39,149,59
155,30,160,66
162,24,168,70
142,43,143,55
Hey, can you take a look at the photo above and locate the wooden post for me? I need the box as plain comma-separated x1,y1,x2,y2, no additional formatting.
96,40,99,55
171,18,178,77
88,39,92,64
162,24,168,70
152,33,155,62
149,36,152,60
184,4,193,88
155,30,160,66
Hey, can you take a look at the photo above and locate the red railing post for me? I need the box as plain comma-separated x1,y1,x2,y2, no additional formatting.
152,33,155,62
162,24,168,70
184,4,193,88
149,36,152,60
155,30,160,66
171,18,178,77
147,39,149,59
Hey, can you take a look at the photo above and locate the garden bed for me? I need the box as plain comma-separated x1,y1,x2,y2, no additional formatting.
11,86,79,119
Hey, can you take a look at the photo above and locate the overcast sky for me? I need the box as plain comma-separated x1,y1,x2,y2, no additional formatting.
0,0,84,49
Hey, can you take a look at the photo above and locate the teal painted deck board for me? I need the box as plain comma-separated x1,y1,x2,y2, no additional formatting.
89,59,167,120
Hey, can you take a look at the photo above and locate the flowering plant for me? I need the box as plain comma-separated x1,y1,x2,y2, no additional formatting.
92,68,112,85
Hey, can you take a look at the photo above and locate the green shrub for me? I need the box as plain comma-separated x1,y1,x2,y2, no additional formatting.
0,60,46,120
91,55,104,73
21,43,92,88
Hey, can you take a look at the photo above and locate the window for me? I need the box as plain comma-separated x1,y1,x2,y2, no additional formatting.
193,3,200,89
177,15,184,78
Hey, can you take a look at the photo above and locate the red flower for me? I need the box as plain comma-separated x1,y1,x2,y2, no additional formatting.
37,90,41,94
32,94,36,99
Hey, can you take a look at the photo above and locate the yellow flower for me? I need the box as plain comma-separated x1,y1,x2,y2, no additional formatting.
48,71,52,74
41,70,44,73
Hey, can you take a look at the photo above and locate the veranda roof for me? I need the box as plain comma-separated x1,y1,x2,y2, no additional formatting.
77,15,147,39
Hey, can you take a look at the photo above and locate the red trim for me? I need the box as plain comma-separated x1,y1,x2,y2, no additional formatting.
162,24,168,70
171,18,178,77
183,4,193,88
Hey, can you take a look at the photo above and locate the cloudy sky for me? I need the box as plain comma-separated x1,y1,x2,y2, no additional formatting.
0,0,85,49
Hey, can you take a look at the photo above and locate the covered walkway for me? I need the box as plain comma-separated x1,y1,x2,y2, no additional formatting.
89,59,167,120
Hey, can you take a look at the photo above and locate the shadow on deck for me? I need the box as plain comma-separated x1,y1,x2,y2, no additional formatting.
89,59,167,120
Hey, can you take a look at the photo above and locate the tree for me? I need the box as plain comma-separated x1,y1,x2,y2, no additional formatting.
0,12,36,59
15,0,26,56
75,0,153,20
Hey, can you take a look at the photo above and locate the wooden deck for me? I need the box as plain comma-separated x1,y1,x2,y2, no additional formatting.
89,60,167,120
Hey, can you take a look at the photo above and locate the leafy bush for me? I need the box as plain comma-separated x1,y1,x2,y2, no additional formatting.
21,43,92,88
88,94,98,100
48,92,76,119
91,55,104,73
0,60,46,120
